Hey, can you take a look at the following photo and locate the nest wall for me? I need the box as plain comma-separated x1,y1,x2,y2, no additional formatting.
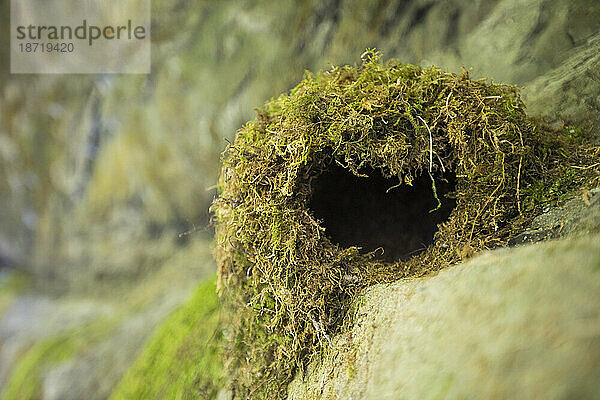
211,51,599,399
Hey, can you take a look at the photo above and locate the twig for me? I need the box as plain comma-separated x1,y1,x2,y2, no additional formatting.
444,91,455,120
468,153,506,241
178,222,212,238
571,162,600,170
436,153,446,173
516,127,524,215
310,315,332,347
417,115,433,172
428,170,441,213
386,177,403,193
418,116,441,212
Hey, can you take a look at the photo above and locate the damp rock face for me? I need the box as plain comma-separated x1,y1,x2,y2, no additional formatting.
211,52,598,398
287,233,600,400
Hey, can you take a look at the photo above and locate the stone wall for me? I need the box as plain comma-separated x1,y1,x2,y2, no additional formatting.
1,0,599,292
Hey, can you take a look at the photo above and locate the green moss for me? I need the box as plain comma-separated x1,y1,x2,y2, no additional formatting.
521,123,600,212
211,50,600,399
110,277,224,400
1,319,115,400
2,338,77,400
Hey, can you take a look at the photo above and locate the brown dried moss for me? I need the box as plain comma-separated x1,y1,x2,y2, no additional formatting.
211,51,599,399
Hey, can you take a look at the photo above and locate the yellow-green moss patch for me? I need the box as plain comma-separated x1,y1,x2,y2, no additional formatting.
110,277,224,400
1,319,115,400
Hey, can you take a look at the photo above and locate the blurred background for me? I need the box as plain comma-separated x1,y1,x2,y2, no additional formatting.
0,0,599,399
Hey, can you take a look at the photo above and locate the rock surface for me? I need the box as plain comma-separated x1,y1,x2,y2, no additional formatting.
288,234,600,399
1,0,599,291
510,187,600,245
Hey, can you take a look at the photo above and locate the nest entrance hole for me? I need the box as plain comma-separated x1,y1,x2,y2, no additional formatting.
309,163,456,261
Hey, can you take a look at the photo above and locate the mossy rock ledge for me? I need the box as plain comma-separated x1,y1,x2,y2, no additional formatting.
211,52,599,399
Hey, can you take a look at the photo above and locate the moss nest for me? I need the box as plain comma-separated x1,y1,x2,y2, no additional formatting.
211,51,599,399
